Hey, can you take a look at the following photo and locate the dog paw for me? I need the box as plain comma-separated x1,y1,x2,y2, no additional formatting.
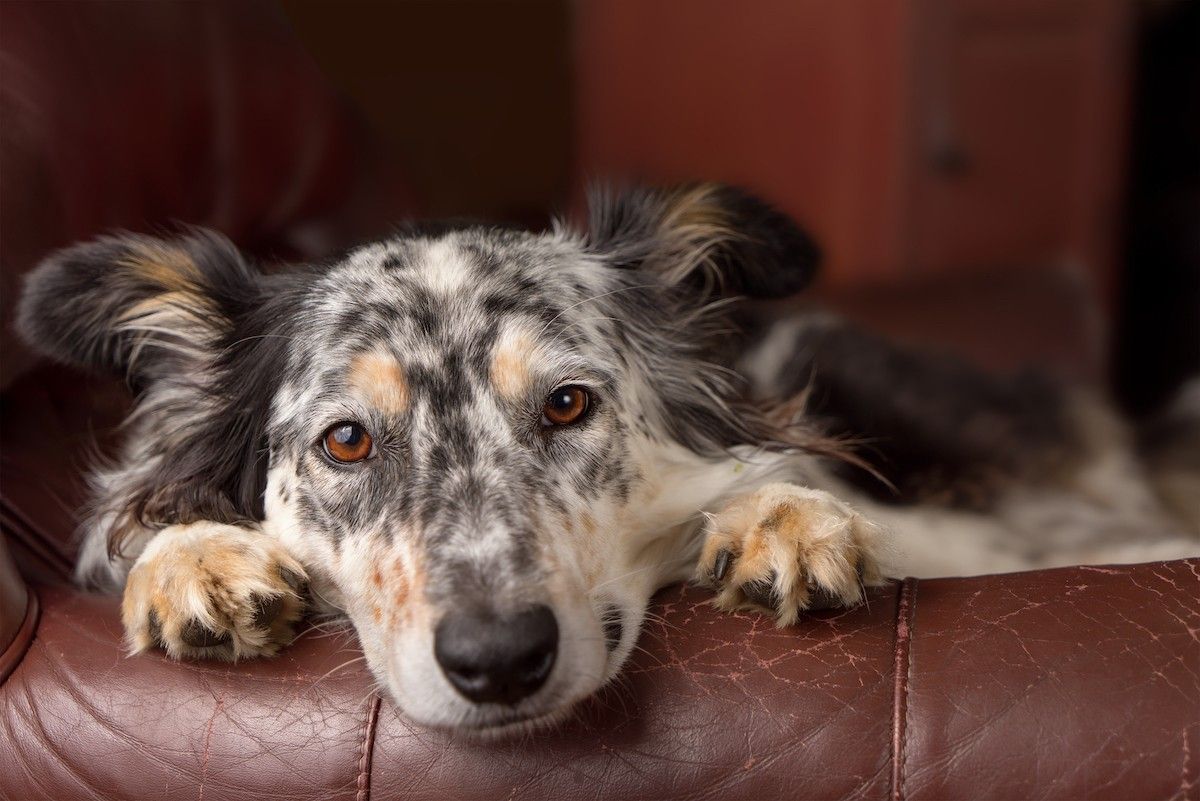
121,521,309,660
697,483,885,626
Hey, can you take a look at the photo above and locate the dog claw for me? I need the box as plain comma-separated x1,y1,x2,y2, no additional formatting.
805,583,843,611
180,620,232,649
740,570,778,609
252,594,284,629
280,565,309,598
147,609,164,647
806,561,864,610
713,549,733,582
740,579,776,609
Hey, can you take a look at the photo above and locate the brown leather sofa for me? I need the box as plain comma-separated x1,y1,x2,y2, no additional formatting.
3,408,1199,801
2,4,1198,799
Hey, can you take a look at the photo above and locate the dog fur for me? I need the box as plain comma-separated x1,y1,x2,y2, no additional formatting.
16,183,1199,733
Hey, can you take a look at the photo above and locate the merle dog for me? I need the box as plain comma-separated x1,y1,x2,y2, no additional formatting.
17,184,1198,733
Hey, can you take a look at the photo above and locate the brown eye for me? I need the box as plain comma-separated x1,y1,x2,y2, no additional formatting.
322,422,373,463
542,386,591,427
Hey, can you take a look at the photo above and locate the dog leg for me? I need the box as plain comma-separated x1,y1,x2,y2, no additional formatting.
121,521,309,660
696,482,886,626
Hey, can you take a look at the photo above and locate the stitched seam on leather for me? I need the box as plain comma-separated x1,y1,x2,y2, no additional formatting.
890,577,917,801
356,694,382,801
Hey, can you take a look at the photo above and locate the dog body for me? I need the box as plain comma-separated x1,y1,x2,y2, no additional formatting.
739,314,1200,577
17,185,1198,733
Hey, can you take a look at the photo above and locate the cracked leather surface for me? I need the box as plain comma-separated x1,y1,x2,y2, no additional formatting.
368,584,896,801
1,586,374,801
3,561,1198,801
901,563,1200,801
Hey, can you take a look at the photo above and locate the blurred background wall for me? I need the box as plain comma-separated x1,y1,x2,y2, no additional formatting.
1,0,1196,412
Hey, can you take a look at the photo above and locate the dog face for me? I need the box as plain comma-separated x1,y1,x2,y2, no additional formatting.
18,184,821,732
262,228,672,731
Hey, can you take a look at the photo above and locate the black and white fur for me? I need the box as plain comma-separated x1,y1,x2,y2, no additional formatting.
16,184,1199,734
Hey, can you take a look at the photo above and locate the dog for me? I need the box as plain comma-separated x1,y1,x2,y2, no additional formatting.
16,183,1199,734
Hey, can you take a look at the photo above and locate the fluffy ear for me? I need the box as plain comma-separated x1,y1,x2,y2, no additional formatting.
582,183,821,299
18,231,294,536
16,230,259,382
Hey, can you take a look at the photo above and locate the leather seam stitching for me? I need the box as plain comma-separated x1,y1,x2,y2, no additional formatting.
890,577,917,801
356,694,382,801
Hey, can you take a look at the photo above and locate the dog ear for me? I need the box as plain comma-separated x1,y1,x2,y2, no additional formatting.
16,230,261,383
582,182,821,299
18,231,293,534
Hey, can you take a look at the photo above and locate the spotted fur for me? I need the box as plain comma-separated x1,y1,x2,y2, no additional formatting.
17,183,1198,734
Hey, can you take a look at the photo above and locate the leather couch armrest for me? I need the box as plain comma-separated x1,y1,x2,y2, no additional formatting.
0,535,37,684
2,559,1196,800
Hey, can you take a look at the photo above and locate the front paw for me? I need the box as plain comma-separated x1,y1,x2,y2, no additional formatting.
121,521,308,660
697,483,885,626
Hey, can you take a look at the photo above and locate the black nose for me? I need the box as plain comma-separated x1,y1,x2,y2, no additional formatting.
433,604,559,705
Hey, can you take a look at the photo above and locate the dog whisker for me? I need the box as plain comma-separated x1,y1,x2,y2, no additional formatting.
306,654,369,690
535,282,660,339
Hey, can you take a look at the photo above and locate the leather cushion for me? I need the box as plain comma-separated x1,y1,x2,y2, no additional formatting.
2,560,1196,800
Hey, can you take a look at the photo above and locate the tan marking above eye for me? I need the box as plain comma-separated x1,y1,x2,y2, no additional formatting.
349,350,408,414
542,386,590,426
323,422,373,463
490,329,536,399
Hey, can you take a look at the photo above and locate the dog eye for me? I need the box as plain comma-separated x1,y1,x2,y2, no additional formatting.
542,386,591,427
322,422,373,463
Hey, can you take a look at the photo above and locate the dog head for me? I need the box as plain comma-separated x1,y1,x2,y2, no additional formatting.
18,184,821,732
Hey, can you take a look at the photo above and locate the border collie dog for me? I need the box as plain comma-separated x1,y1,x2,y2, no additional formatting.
17,184,1199,734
